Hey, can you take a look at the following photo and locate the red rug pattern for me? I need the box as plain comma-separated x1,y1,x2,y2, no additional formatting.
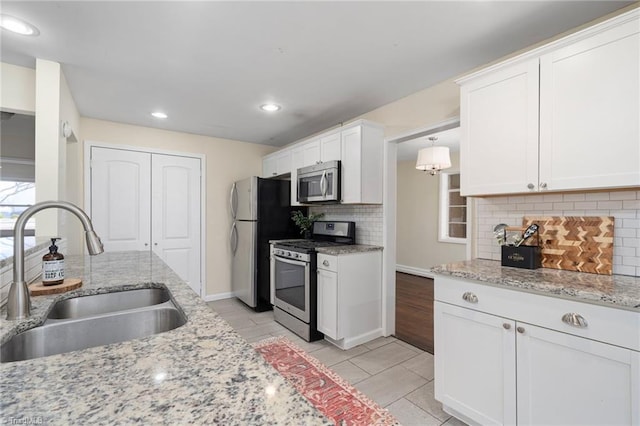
254,336,399,425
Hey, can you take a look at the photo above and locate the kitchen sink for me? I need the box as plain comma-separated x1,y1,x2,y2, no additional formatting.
47,288,172,319
1,289,187,363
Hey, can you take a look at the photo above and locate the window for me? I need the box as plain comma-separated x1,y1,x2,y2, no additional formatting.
439,172,467,243
0,181,35,237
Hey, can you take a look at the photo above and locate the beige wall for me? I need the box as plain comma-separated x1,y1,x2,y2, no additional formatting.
78,118,276,296
396,152,466,270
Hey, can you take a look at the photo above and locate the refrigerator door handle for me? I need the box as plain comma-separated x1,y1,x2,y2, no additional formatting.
230,222,238,254
230,183,238,219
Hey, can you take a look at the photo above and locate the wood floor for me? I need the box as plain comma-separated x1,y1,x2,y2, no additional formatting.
395,272,434,354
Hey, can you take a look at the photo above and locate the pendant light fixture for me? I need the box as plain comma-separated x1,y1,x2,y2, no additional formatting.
416,136,451,176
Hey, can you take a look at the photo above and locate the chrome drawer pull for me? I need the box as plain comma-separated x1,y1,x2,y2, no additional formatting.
462,292,478,303
562,313,588,328
503,323,511,330
322,260,330,267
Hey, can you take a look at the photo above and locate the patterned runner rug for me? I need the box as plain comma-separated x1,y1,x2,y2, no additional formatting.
253,336,399,425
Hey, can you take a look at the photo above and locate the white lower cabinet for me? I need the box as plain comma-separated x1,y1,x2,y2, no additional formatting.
316,251,382,349
434,277,640,426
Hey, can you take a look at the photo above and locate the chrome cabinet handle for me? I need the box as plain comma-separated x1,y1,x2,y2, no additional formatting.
517,326,525,334
503,323,511,330
462,292,478,303
539,182,548,190
322,260,329,267
272,172,277,176
562,313,588,328
527,183,535,190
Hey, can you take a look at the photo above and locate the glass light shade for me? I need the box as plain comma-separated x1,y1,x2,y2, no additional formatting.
416,146,451,172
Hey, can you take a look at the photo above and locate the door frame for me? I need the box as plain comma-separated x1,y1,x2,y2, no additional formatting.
83,140,207,298
382,117,473,336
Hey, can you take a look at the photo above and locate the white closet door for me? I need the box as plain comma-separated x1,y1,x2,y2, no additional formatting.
151,154,201,295
90,147,151,252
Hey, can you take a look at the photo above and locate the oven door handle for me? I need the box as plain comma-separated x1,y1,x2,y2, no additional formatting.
274,255,308,267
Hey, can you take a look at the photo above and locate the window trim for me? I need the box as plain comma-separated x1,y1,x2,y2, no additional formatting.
438,171,468,244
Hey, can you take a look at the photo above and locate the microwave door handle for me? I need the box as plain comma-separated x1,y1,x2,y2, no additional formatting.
320,171,327,197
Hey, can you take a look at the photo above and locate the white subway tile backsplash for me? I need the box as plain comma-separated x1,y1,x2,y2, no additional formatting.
475,189,639,276
563,193,586,201
309,204,383,246
597,201,623,210
585,192,610,201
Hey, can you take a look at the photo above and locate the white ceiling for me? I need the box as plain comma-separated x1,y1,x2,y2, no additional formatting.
0,1,632,146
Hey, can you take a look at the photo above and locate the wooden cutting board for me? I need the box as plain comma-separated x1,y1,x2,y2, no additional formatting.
522,216,614,275
29,278,82,296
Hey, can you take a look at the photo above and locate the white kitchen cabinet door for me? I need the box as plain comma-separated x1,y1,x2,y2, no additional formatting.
262,151,291,178
151,154,202,295
90,147,151,252
516,322,639,426
262,155,277,178
460,58,540,196
320,132,341,162
302,140,321,167
434,302,517,426
340,124,383,204
539,18,640,192
316,267,339,340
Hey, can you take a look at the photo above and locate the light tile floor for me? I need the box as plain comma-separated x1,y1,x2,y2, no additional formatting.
207,298,468,426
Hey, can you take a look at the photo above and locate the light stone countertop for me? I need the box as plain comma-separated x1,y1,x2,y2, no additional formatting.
0,251,330,425
429,259,640,311
315,244,383,256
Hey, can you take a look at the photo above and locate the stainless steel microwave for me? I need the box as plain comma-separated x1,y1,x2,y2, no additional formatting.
297,160,340,203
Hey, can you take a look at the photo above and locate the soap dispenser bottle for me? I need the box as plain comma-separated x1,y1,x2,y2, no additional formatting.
43,238,65,286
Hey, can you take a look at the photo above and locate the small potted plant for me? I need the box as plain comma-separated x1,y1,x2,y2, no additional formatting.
291,210,324,239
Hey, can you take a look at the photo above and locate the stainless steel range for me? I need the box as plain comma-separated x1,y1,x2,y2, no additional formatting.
270,221,355,341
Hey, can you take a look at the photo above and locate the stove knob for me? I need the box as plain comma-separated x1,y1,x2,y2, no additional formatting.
286,252,291,257
294,253,299,259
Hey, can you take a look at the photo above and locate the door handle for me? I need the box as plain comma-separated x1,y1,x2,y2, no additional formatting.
320,171,327,197
230,183,238,219
230,222,238,254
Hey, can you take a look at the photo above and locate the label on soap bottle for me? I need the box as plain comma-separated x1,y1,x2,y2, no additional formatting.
43,260,65,283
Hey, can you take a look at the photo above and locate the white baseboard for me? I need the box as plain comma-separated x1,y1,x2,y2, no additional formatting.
325,328,384,350
396,264,435,279
202,292,234,302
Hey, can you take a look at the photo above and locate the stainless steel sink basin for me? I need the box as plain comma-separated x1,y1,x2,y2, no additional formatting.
1,288,187,363
47,288,172,319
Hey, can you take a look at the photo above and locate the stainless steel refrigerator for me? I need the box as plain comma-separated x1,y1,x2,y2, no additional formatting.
230,177,304,311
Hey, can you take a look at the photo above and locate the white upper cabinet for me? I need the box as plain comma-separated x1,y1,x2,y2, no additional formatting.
460,59,540,196
341,122,384,204
539,18,640,191
459,10,640,196
320,132,341,162
262,149,292,178
281,120,383,205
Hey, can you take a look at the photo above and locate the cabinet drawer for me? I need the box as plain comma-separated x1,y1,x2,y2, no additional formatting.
435,276,640,351
317,254,337,272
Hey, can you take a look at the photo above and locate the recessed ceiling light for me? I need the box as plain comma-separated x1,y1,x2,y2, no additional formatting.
151,111,168,119
0,14,39,36
260,104,281,112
